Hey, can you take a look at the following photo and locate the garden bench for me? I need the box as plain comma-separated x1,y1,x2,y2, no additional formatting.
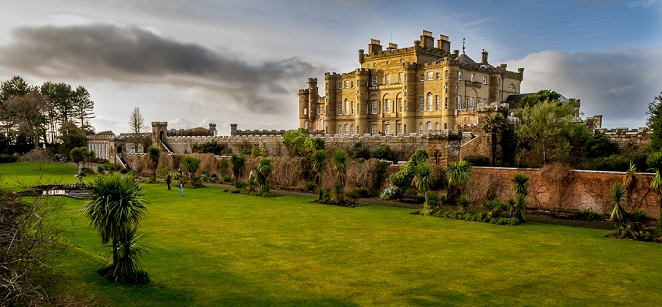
550,208,580,220
401,194,423,204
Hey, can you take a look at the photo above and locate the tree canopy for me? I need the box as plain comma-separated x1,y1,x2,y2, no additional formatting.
518,89,561,109
646,91,662,152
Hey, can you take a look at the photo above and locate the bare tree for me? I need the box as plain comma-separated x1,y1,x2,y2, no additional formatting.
128,107,146,153
1,93,51,149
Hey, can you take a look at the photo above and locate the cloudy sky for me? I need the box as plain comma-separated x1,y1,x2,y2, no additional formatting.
0,0,660,134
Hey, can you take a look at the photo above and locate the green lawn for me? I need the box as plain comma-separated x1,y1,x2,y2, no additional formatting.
3,162,662,306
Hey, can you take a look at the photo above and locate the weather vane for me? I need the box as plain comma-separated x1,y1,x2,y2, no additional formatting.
462,38,466,54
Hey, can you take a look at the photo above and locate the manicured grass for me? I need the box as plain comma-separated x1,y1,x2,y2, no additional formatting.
3,162,662,305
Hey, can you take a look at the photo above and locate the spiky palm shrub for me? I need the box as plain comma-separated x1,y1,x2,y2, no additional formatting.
458,195,471,214
447,160,471,203
512,172,529,198
647,152,662,230
310,150,327,201
254,157,273,192
507,193,526,222
332,150,348,204
83,175,149,284
412,163,434,210
230,153,246,187
622,161,638,209
609,183,629,225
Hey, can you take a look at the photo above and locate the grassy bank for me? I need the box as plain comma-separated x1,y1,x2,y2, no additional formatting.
2,162,662,305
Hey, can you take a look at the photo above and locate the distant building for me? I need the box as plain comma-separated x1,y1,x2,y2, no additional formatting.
298,30,524,135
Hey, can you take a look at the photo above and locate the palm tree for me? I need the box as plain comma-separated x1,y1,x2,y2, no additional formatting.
82,174,149,283
647,152,662,229
622,161,638,209
482,113,508,166
147,146,160,181
230,154,246,187
181,156,200,179
310,149,327,201
332,150,348,203
447,160,471,202
254,157,273,192
512,172,529,198
609,183,629,225
412,163,435,210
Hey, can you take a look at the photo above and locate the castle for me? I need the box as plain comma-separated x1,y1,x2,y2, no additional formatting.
298,30,524,135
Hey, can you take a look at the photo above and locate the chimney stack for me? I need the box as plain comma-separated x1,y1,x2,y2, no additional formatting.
481,49,489,64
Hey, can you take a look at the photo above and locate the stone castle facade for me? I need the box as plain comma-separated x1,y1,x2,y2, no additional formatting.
298,30,524,136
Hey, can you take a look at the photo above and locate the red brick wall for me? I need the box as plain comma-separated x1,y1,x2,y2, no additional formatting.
468,167,659,217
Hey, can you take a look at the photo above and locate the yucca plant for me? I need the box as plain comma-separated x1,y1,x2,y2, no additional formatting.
310,149,327,201
230,153,246,187
512,172,529,198
622,161,638,209
458,195,471,214
82,174,149,284
609,183,629,224
254,157,273,192
447,160,471,202
412,163,435,210
332,150,348,203
647,152,662,230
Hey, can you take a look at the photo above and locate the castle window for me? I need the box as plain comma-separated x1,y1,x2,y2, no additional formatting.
317,106,320,115
419,74,424,81
427,72,433,80
398,72,403,83
344,124,349,135
419,123,423,135
303,107,307,116
470,97,475,109
385,74,391,84
372,76,378,86
435,122,439,131
338,125,342,134
470,73,475,82
371,124,377,135
426,122,432,133
404,124,407,134
436,72,440,80
351,125,354,135
338,102,342,115
344,99,348,114
304,121,308,129
371,100,378,114
445,70,449,78
351,81,354,88
482,98,486,105
384,99,390,113
419,96,424,112
509,83,515,91
398,123,402,134
458,71,463,80
435,95,440,111
482,75,487,84
457,96,462,109
445,82,449,93
385,123,391,135
426,93,432,111
397,98,403,113
344,80,349,88
338,82,342,89
444,122,447,129
351,101,354,115
445,97,448,110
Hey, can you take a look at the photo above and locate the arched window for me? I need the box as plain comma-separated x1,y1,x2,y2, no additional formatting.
426,121,432,133
344,124,348,135
426,93,433,111
351,124,354,135
435,95,440,111
384,99,390,113
303,107,307,116
344,99,348,115
435,122,439,132
351,101,355,114
304,121,309,129
338,125,342,134
419,123,423,135
508,83,515,91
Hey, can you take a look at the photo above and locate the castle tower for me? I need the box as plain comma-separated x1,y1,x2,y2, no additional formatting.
151,121,169,147
307,78,318,124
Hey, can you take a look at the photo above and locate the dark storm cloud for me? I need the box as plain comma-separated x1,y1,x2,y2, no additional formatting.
0,24,323,113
